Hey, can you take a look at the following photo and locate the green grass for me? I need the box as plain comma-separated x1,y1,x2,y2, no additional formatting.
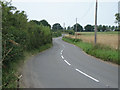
62,37,119,65
2,43,52,88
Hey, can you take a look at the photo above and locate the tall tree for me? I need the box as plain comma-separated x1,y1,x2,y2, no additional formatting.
39,19,51,28
67,26,71,30
52,23,63,31
97,25,103,32
102,25,106,32
115,13,120,24
30,19,51,28
73,23,83,32
84,24,94,32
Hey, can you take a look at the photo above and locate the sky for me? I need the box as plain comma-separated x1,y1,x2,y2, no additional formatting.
11,0,119,27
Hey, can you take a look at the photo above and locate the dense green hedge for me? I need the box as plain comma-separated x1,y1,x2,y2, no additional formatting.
1,1,52,88
64,30,75,35
52,31,62,37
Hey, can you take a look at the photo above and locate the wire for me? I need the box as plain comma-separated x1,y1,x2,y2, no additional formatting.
79,2,94,21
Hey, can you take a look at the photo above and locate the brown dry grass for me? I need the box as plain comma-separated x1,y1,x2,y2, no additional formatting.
65,34,118,49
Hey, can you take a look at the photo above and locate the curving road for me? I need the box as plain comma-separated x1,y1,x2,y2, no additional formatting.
22,37,118,88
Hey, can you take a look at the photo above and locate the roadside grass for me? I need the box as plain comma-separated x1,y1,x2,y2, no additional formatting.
62,37,119,65
2,43,52,88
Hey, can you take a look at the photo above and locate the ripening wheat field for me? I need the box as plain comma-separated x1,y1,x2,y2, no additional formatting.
65,32,118,49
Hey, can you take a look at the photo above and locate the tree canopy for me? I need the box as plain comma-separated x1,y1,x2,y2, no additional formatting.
115,13,120,24
39,19,51,28
84,24,94,32
30,19,51,28
1,1,52,88
73,23,83,32
52,23,63,31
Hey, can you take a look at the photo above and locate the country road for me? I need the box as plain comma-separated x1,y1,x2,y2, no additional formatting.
22,36,118,88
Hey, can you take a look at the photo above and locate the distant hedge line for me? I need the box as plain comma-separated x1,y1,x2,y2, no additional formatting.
52,31,62,37
1,0,52,77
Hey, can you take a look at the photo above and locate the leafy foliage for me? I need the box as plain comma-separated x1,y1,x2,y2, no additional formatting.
52,31,62,37
52,23,63,31
64,30,75,35
115,13,120,24
73,23,83,32
84,24,94,32
1,1,52,88
30,19,51,28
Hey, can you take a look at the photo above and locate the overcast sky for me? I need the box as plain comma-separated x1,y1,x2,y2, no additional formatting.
11,0,119,27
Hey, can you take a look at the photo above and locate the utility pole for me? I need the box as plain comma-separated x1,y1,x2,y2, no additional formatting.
94,0,98,45
63,22,65,31
57,24,58,31
75,18,77,39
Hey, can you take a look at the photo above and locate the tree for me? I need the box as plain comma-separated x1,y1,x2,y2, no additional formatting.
39,19,51,28
30,20,40,25
84,24,94,32
73,23,83,32
115,26,119,31
97,25,103,32
52,23,63,31
67,26,71,30
30,19,51,28
102,25,106,32
1,1,52,88
111,26,115,31
115,13,120,24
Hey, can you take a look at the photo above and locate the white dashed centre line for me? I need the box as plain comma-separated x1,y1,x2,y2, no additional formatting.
60,49,100,83
61,50,63,53
75,68,99,83
64,60,71,66
61,55,64,59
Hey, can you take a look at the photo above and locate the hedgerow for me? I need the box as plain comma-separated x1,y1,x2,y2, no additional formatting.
1,1,52,88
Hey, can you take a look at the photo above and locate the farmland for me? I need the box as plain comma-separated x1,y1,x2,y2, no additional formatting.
65,32,118,49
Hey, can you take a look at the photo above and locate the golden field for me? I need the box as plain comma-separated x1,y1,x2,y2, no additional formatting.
65,32,118,49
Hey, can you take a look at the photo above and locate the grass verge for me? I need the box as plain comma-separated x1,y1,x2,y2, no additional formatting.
2,43,52,88
62,37,119,65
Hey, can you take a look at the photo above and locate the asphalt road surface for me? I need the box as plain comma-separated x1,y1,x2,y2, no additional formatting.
22,37,118,88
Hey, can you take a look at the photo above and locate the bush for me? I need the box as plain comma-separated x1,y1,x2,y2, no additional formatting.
64,30,75,35
1,1,52,88
52,31,62,37
68,30,75,35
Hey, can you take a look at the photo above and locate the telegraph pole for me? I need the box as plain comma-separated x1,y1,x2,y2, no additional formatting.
57,24,58,31
94,0,98,45
75,18,77,39
63,22,65,31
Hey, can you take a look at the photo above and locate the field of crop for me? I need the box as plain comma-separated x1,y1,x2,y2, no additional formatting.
65,32,118,49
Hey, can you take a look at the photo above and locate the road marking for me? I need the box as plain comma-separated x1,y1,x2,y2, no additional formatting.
60,50,63,55
61,50,63,53
61,55,64,59
75,68,99,83
64,60,71,66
